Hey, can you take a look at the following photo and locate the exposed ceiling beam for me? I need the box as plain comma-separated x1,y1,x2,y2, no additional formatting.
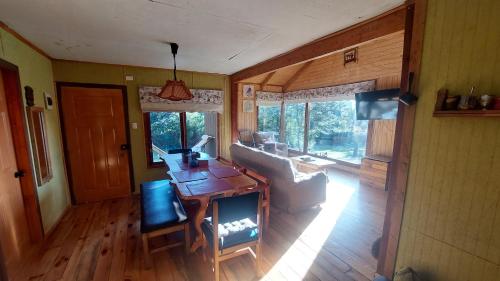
260,71,276,89
230,5,406,82
282,61,313,92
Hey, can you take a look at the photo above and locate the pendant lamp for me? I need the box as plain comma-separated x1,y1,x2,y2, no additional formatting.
157,43,193,101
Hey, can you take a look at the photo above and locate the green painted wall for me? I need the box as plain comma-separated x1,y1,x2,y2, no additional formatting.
0,29,70,233
52,60,232,191
395,0,500,279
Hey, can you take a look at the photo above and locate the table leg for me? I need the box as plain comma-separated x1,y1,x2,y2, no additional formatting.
190,197,209,253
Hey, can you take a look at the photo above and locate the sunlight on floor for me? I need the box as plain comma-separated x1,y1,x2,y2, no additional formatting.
262,181,355,280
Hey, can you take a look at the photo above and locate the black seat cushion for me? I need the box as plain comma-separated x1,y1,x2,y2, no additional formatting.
140,180,187,233
202,217,258,250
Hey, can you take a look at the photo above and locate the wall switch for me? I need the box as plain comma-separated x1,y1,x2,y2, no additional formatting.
125,75,134,81
130,122,138,129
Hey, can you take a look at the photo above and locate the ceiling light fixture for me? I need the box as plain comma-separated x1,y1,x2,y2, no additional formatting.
157,43,193,101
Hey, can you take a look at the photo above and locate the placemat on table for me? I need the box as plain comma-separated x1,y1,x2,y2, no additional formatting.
209,167,241,179
186,179,233,196
172,170,208,183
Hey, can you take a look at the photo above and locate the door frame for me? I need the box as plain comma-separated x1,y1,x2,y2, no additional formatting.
0,58,44,242
56,82,135,204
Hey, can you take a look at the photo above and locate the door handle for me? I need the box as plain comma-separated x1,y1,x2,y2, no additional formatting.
120,144,130,151
14,170,25,178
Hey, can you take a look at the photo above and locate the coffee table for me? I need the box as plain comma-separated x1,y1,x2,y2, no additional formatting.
289,155,336,174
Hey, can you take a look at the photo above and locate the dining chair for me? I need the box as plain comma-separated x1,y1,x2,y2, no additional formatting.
232,162,271,229
202,192,263,281
167,148,192,154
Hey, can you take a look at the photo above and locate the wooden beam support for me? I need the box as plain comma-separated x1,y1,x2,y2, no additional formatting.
260,72,276,89
377,0,427,278
282,61,313,92
230,5,406,82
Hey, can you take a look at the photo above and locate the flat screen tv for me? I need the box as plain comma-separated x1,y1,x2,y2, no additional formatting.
355,88,400,120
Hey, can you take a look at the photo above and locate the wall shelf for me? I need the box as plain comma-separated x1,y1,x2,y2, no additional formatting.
433,110,500,117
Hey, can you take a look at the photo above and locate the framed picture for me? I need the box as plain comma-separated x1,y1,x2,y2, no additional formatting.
44,92,54,110
344,48,358,65
242,84,254,98
242,100,254,113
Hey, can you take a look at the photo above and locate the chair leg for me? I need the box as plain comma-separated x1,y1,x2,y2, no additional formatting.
202,233,207,262
184,223,191,254
265,205,270,230
142,234,152,269
255,243,262,277
213,255,220,281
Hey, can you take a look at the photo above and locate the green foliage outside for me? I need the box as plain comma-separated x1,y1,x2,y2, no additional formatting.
257,105,280,135
308,100,368,163
186,112,205,148
149,111,205,162
285,103,306,151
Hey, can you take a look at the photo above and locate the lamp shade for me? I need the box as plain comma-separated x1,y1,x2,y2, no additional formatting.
157,80,193,101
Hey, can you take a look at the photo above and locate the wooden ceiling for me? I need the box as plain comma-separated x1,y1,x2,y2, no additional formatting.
238,30,404,92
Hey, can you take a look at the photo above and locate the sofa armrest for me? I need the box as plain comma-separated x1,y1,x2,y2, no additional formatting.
293,171,327,186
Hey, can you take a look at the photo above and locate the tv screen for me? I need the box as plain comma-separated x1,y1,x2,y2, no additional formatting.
355,88,400,120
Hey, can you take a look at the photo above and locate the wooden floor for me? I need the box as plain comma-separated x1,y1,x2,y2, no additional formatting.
11,169,387,281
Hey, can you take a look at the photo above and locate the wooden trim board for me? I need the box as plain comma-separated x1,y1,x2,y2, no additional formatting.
377,0,427,278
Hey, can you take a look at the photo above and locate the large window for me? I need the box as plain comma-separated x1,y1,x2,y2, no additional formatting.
145,111,215,167
285,103,306,152
308,100,368,164
257,105,281,136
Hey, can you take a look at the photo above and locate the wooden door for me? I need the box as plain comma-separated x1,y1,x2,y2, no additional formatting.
0,71,30,268
60,86,131,203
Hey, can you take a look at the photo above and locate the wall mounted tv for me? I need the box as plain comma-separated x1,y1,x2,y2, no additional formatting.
355,88,400,120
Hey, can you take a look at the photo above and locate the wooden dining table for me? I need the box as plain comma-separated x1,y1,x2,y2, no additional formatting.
162,153,258,253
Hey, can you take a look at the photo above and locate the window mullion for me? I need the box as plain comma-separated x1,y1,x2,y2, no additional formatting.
303,102,310,153
180,112,187,149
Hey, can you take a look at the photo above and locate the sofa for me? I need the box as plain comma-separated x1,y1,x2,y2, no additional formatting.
230,143,327,213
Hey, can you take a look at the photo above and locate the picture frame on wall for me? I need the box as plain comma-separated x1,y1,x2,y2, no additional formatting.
242,84,254,98
242,100,254,113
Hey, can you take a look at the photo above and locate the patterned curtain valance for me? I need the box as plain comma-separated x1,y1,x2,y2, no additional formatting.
256,91,283,106
139,86,224,113
284,80,376,104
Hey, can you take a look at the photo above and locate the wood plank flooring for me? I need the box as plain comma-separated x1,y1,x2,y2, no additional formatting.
11,169,387,281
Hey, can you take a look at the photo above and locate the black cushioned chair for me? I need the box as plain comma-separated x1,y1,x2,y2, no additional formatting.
167,148,192,154
140,180,190,268
202,192,263,281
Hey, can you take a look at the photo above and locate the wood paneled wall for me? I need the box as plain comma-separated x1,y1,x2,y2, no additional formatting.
367,75,401,157
236,83,281,132
286,31,404,92
395,0,500,279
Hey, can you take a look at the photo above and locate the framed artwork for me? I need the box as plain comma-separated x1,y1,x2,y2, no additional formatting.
344,48,358,65
242,100,254,113
242,84,254,98
27,107,52,186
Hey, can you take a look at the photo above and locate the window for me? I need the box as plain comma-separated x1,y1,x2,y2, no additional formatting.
308,100,368,164
145,111,217,167
285,103,306,151
186,112,205,148
148,112,181,163
257,105,281,136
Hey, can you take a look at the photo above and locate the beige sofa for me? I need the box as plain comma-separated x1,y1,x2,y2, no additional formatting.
230,143,327,213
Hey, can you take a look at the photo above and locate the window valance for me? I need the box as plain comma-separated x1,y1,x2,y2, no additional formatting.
284,80,376,104
256,91,283,106
139,86,224,113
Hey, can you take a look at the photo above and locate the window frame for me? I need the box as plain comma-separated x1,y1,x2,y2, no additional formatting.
144,111,214,169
